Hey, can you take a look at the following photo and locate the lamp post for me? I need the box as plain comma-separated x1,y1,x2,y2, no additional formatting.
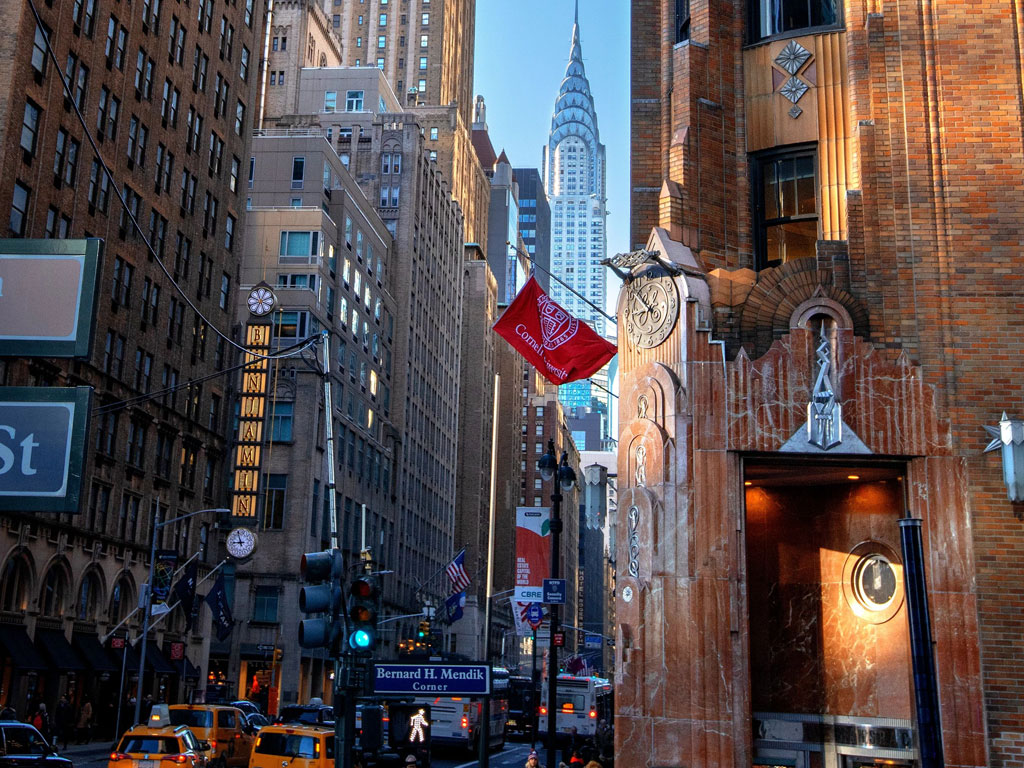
538,439,576,768
134,504,227,725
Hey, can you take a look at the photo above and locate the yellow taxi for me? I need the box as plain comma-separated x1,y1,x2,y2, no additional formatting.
168,705,254,768
109,705,209,768
248,724,334,768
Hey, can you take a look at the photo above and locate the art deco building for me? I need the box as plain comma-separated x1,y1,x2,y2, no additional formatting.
542,2,611,431
0,0,262,726
221,131,397,708
617,0,1024,766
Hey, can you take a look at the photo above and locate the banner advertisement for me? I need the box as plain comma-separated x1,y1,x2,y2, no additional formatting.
515,506,550,603
152,550,179,603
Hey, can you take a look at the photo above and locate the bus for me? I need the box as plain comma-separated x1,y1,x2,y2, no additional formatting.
538,675,613,741
507,676,540,739
410,667,509,752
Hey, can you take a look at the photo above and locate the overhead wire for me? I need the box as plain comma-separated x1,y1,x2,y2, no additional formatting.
25,0,287,361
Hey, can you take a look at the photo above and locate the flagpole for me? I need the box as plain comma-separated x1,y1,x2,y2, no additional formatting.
478,373,501,768
505,240,616,323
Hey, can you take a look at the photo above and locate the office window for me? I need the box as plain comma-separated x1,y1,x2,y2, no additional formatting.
429,127,438,141
264,474,287,529
376,58,384,69
291,156,305,188
419,56,426,70
420,34,428,48
20,100,41,156
379,13,387,25
755,150,817,268
10,182,30,236
271,402,293,441
753,0,839,39
239,46,249,81
325,90,337,111
421,13,429,25
377,35,386,48
31,24,48,76
253,586,279,623
346,90,364,111
417,79,426,92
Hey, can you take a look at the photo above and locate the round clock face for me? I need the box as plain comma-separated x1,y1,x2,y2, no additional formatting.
625,268,679,349
853,554,897,611
226,527,257,559
247,286,276,317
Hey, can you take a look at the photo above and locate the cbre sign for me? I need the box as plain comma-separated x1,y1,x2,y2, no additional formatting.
0,387,91,513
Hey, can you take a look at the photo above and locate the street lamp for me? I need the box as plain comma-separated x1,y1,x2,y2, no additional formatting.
538,439,576,768
134,503,228,726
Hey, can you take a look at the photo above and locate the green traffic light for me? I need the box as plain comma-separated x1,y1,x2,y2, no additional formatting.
350,629,372,649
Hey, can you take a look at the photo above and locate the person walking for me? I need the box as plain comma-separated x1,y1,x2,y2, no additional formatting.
54,696,71,749
76,698,93,744
31,703,51,742
525,750,544,768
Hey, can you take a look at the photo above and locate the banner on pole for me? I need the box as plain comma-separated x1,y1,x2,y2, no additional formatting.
515,506,550,603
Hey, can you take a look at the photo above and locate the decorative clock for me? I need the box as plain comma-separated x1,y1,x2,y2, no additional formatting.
226,526,258,559
624,266,679,349
247,285,276,317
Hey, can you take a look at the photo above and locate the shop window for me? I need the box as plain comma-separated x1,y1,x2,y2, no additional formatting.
754,149,817,269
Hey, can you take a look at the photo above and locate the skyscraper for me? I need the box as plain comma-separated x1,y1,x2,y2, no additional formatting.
542,1,610,432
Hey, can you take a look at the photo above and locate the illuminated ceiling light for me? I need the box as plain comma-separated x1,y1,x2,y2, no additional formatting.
847,474,860,480
744,481,752,487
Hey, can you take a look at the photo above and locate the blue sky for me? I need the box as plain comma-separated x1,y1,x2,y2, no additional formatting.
473,0,630,313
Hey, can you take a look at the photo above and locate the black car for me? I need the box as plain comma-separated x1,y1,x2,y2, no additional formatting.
244,714,270,733
228,701,262,719
275,705,334,726
0,722,73,768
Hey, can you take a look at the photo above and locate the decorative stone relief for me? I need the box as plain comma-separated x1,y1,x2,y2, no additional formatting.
627,505,640,579
788,105,803,119
637,395,649,420
807,324,842,450
780,76,809,104
775,40,811,75
634,444,647,487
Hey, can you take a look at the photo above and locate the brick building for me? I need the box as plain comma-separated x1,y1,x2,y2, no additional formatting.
618,0,1024,766
0,0,263,726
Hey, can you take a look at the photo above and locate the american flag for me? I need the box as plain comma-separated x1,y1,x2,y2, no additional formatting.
445,549,471,592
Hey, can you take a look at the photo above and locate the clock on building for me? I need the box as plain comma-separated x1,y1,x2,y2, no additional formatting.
624,266,680,349
226,527,258,559
247,284,277,317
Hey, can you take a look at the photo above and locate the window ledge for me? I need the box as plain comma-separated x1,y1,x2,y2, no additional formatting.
744,23,844,50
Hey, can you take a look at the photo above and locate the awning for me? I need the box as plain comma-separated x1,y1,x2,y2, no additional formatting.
0,625,47,672
35,629,86,671
114,640,141,673
172,655,201,680
144,641,177,675
72,633,120,674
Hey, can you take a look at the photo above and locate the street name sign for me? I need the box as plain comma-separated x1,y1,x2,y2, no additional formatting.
0,239,101,358
372,663,491,695
0,387,90,513
584,634,602,650
543,578,567,604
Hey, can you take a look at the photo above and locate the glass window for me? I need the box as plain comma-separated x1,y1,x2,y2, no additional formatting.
756,151,817,268
292,156,305,188
253,585,279,622
346,90,364,111
754,0,839,39
324,90,337,111
264,474,287,529
429,127,438,141
271,401,293,441
10,182,29,236
20,100,41,155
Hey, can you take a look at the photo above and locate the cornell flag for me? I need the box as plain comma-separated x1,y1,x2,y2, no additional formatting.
492,276,616,385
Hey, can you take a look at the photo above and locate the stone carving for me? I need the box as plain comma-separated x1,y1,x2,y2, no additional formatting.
637,395,649,420
807,325,842,450
788,105,803,119
780,76,809,104
634,444,647,486
627,505,640,579
775,40,811,75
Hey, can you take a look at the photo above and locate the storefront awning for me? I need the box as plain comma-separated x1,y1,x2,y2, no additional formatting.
35,629,86,671
0,626,47,672
144,641,177,675
170,654,201,680
72,633,120,674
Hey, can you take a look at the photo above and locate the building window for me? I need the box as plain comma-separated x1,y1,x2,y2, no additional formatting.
420,34,428,48
429,127,438,141
253,586,279,623
291,156,305,188
31,24,48,76
346,90,364,111
755,150,817,268
752,0,839,39
417,79,426,93
377,35,386,48
421,13,429,25
10,182,29,236
264,474,287,529
418,56,427,70
325,90,337,111
379,13,387,25
20,100,41,156
271,401,293,441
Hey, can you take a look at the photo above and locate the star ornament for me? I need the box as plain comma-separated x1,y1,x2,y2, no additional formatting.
983,412,1024,452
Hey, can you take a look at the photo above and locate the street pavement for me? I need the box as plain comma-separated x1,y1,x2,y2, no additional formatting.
57,738,536,768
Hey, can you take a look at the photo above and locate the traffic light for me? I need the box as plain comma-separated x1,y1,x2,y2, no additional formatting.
417,620,430,639
347,574,379,654
298,550,344,650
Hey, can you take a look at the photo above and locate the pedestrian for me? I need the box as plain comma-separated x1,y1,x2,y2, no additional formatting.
54,696,71,749
562,727,583,765
525,750,544,768
404,754,418,767
31,703,51,742
76,698,93,744
0,704,16,720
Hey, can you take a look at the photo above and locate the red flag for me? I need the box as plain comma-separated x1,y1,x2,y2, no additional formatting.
493,276,616,385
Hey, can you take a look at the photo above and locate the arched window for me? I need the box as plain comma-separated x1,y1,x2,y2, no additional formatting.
40,564,70,617
109,576,135,624
0,554,32,613
77,571,104,621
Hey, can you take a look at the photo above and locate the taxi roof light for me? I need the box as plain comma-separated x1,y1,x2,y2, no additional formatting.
149,704,171,728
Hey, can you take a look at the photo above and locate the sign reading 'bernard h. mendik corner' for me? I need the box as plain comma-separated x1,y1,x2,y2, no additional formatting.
372,663,491,695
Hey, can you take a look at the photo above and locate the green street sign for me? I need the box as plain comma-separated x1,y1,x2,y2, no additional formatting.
0,387,91,513
0,238,102,358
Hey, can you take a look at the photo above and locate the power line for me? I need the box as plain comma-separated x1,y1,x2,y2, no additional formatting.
25,0,283,361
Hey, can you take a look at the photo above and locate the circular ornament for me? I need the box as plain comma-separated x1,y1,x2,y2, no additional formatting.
226,526,258,559
622,585,634,603
247,285,276,317
624,266,680,349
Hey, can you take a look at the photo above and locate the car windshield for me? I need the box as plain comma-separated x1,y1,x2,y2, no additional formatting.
3,727,48,755
169,710,213,728
117,737,181,754
255,733,318,758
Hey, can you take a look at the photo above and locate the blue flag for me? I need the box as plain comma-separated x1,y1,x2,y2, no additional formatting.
204,573,234,641
445,591,466,624
172,560,199,632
